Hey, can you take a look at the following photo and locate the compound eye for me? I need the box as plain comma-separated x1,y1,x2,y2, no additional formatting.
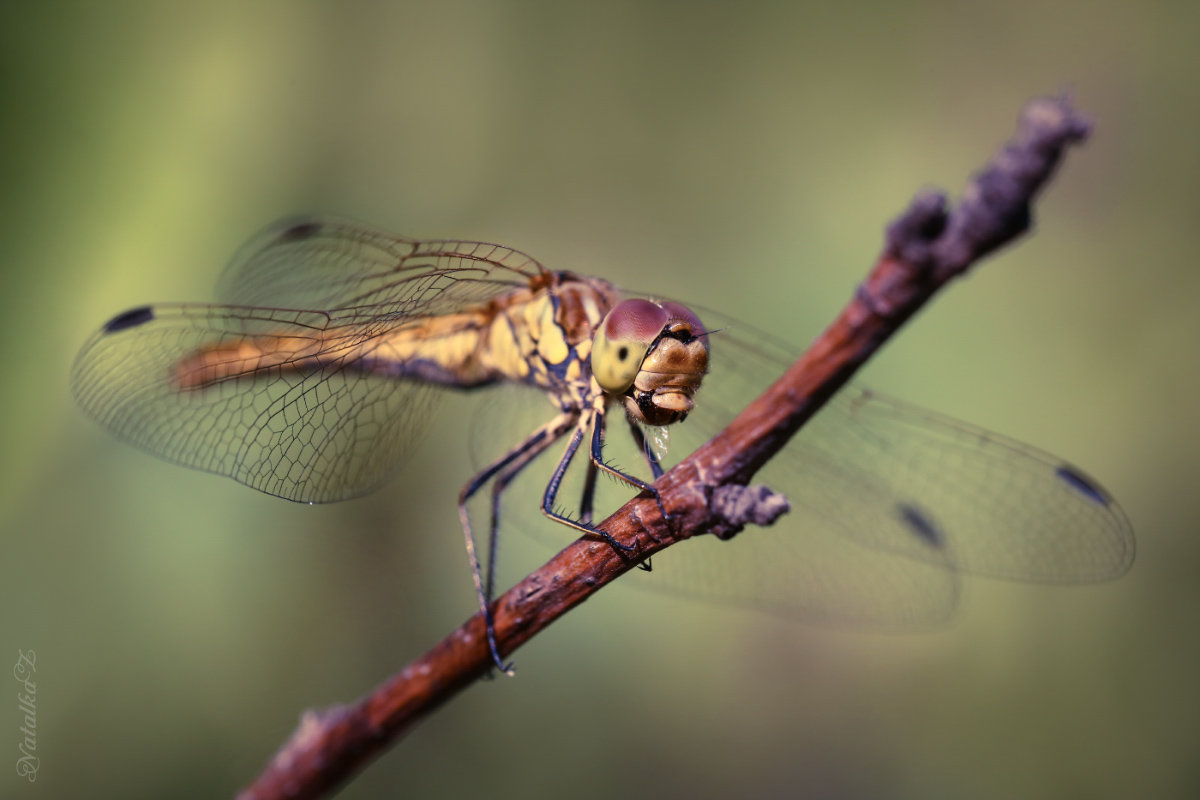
591,299,668,393
659,301,704,338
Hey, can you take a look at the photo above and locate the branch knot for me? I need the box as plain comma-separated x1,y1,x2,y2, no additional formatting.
707,483,791,541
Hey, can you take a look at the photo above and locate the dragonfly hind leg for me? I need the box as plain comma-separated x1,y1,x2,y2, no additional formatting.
459,412,575,673
486,426,574,600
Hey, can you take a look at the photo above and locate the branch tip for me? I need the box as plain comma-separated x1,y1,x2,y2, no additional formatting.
932,94,1091,275
880,95,1091,282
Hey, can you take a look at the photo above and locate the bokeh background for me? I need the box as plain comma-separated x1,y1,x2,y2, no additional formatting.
2,2,1197,798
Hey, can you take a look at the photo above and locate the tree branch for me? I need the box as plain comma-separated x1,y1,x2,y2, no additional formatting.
236,94,1091,800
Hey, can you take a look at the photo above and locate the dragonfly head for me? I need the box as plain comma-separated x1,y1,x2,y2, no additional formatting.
592,298,709,426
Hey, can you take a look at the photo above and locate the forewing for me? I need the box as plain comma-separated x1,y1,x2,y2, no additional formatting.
73,218,549,504
216,217,545,312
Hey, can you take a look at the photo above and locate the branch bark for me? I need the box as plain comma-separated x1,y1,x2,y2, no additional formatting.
236,95,1091,800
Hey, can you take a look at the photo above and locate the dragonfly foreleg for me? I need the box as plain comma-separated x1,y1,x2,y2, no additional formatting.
579,458,600,526
577,421,654,570
587,403,656,494
591,404,672,544
459,411,575,673
542,418,636,554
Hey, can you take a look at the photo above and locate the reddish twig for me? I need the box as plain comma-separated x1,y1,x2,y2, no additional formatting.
236,95,1091,800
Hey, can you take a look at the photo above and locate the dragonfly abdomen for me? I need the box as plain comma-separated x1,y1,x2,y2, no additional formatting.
174,334,324,389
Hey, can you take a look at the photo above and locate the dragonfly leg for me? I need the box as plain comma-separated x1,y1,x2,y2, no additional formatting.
578,458,599,526
576,416,655,570
460,412,575,673
612,419,659,569
586,404,655,494
588,403,672,545
542,419,636,555
486,422,572,602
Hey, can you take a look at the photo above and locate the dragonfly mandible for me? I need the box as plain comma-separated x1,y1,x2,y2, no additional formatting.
72,218,1135,671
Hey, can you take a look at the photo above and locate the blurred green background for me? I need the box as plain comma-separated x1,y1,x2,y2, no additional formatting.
2,2,1197,798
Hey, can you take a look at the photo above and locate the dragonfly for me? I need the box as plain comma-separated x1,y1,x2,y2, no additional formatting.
72,217,1135,671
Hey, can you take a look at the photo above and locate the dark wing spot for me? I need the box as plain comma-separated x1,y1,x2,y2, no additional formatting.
1056,464,1111,506
617,345,629,361
896,502,945,549
103,305,155,333
277,219,323,242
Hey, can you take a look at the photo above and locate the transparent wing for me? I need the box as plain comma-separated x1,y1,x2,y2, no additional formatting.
72,219,546,503
216,216,545,311
688,309,1133,576
644,306,1133,623
479,302,1135,627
